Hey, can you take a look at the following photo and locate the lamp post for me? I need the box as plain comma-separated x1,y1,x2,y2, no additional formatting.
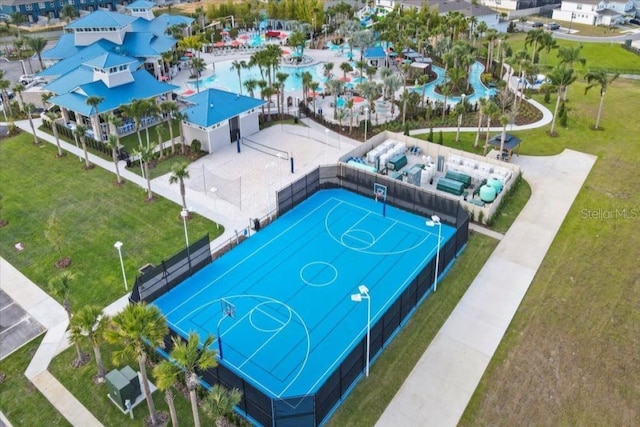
180,209,190,247
210,187,219,229
364,107,369,142
426,215,442,292
265,162,274,217
351,284,371,377
113,241,128,291
569,12,575,33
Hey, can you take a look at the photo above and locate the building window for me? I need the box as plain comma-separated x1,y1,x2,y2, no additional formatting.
577,4,582,9
25,3,33,10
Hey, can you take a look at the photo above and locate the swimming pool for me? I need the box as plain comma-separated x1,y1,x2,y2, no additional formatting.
412,62,498,106
189,61,327,93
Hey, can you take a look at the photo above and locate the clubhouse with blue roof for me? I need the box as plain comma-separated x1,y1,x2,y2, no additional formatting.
39,5,266,148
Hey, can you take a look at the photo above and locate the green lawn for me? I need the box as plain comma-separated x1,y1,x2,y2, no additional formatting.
459,78,640,424
326,232,499,426
0,337,69,427
48,342,194,426
0,134,223,309
503,33,640,73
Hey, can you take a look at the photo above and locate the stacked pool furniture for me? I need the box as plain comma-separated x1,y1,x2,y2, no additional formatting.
443,154,512,202
365,140,407,172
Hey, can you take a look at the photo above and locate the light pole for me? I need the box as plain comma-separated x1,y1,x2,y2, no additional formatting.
569,12,575,33
265,162,274,217
426,215,442,292
210,187,219,229
351,284,371,377
180,209,190,247
364,107,369,142
325,128,329,165
113,241,128,291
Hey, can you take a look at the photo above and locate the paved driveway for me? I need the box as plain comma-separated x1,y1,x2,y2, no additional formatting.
0,289,45,360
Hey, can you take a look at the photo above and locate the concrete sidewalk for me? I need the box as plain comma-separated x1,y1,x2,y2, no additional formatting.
377,149,596,426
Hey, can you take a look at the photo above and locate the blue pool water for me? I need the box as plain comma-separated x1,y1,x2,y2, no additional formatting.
190,60,327,93
412,62,498,106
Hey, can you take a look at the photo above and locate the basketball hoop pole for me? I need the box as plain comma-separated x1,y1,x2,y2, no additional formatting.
216,312,230,360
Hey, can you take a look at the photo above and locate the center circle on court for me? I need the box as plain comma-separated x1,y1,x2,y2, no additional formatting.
341,229,375,250
300,262,338,287
249,301,292,333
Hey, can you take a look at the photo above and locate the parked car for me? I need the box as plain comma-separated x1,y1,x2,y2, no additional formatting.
630,18,640,25
533,21,544,28
547,22,560,30
19,74,44,85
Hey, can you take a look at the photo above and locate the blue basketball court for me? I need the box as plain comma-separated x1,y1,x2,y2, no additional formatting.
154,188,455,399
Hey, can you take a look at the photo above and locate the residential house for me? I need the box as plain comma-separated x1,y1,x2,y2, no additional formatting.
374,0,502,29
552,0,635,25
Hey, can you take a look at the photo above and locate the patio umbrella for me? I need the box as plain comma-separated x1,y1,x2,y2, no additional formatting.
239,35,249,40
338,76,351,82
185,51,193,57
231,40,242,47
352,96,365,103
159,75,169,81
281,49,291,56
183,89,195,96
214,41,225,47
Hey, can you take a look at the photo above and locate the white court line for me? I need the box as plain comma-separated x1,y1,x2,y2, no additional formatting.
0,301,16,311
303,235,441,396
172,294,311,401
325,201,432,256
343,211,371,236
165,197,336,317
255,306,287,327
238,327,284,370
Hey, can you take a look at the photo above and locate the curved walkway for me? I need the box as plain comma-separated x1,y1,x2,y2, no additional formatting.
377,149,597,427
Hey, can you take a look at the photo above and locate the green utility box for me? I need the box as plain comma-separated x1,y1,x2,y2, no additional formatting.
105,366,141,411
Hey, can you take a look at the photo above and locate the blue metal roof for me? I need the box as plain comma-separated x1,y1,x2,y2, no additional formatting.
40,33,80,60
364,46,387,59
126,0,155,9
43,66,94,95
122,32,176,57
84,52,140,69
50,70,178,116
181,89,265,128
38,42,114,77
66,10,137,29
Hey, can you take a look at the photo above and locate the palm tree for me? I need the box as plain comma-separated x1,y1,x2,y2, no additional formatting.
161,50,174,79
262,86,275,121
275,72,289,117
584,69,618,130
120,99,150,148
73,124,91,169
288,30,307,58
512,49,530,106
441,84,452,121
9,12,25,38
243,79,258,99
346,98,354,133
309,81,320,115
192,57,207,93
135,143,157,200
548,64,576,136
230,60,247,95
272,82,282,118
382,75,401,114
339,62,353,82
46,111,64,157
152,358,180,427
0,78,13,117
326,79,344,120
163,332,217,427
60,4,78,22
557,45,585,101
482,101,500,154
537,32,558,66
474,97,487,148
498,114,509,156
108,114,123,148
169,162,190,211
25,103,39,145
300,71,313,106
202,384,242,427
85,95,105,141
107,135,123,185
49,271,88,366
105,303,168,426
454,101,466,143
524,29,544,65
160,101,179,154
70,305,108,380
25,36,47,70
12,83,25,111
174,111,188,155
